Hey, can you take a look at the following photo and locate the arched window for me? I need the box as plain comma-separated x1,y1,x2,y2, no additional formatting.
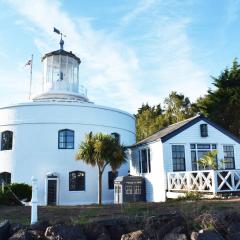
1,131,13,150
0,172,11,184
111,132,120,145
108,171,118,189
69,171,85,191
58,129,74,149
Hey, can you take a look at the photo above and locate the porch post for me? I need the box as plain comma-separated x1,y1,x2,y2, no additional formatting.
211,170,218,196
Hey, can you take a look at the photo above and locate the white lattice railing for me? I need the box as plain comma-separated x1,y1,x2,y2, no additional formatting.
167,170,240,194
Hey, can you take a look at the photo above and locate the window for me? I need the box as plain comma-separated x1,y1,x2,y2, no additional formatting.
111,132,120,144
172,145,186,171
108,171,118,189
134,185,141,194
223,145,235,169
1,131,13,150
200,124,208,137
138,148,151,174
191,144,217,170
58,129,74,149
125,185,132,194
0,172,11,184
69,171,85,191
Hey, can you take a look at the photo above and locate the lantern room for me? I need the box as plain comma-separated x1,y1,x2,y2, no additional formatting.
33,36,89,102
42,49,80,93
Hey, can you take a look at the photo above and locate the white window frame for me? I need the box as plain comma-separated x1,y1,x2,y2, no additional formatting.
138,147,151,174
190,143,217,170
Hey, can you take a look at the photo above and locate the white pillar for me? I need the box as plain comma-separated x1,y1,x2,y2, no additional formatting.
31,176,38,224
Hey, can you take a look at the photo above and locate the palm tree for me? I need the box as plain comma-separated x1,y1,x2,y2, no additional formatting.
197,150,218,170
76,132,126,205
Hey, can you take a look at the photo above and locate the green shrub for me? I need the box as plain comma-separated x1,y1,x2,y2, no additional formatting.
177,191,202,201
0,183,32,205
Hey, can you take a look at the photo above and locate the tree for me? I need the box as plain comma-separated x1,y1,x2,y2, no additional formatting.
76,132,126,205
164,91,195,124
135,103,166,141
135,92,196,141
195,58,240,137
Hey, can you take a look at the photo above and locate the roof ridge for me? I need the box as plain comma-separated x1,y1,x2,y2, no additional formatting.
132,114,202,146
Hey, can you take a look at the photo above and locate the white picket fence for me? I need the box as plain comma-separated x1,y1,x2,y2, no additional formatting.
167,170,240,194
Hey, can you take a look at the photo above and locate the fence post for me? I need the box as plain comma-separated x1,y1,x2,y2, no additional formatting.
167,173,170,191
31,176,38,224
212,170,218,196
186,172,191,192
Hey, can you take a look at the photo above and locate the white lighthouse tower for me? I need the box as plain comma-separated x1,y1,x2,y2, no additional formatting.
0,32,135,205
34,35,88,103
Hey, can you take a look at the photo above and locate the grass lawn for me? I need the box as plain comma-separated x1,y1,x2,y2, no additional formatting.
0,198,240,226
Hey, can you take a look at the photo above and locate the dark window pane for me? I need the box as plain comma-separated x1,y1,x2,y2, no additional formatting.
223,145,235,169
69,171,85,191
212,144,217,149
0,172,11,184
200,124,208,137
108,171,118,189
1,131,13,151
147,149,151,173
190,144,196,149
191,151,197,171
197,144,210,149
111,132,120,144
141,149,148,173
58,129,74,149
138,150,142,173
172,145,185,171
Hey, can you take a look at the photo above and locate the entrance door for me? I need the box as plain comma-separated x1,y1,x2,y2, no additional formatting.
115,185,122,204
47,179,57,205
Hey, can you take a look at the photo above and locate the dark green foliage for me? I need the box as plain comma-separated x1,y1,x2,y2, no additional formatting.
0,183,32,205
136,92,196,141
195,58,240,138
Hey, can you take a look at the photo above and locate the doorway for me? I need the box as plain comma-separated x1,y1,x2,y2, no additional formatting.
45,173,59,205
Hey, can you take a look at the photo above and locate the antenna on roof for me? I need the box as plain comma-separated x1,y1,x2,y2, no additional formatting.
53,27,66,50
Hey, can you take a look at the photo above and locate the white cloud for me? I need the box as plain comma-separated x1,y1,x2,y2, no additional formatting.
121,0,157,25
4,0,209,113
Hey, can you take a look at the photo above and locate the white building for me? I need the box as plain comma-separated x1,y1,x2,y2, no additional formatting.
129,115,240,202
0,40,135,205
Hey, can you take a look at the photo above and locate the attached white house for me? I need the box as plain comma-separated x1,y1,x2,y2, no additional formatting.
128,115,240,202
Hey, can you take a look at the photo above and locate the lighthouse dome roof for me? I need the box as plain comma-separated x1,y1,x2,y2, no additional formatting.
42,49,81,64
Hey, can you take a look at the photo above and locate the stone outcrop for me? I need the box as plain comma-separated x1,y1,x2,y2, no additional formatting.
5,211,240,239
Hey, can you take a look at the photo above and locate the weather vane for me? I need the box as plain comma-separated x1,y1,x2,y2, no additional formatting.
53,27,66,50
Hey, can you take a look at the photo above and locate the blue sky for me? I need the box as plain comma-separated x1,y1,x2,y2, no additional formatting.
0,0,240,113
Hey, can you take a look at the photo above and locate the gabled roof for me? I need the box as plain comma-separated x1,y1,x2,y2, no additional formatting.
130,115,240,147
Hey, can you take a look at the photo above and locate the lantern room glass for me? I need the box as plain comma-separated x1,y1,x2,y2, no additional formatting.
43,54,79,93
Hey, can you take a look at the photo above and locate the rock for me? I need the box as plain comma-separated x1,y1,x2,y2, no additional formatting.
226,233,240,240
83,223,111,240
163,233,187,240
10,223,24,235
8,229,33,240
162,226,188,240
0,220,11,240
197,230,224,240
106,224,126,240
190,231,199,240
121,230,146,240
28,221,49,232
45,224,87,240
144,214,186,239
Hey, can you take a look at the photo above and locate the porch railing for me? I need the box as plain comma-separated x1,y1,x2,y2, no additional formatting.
167,170,240,194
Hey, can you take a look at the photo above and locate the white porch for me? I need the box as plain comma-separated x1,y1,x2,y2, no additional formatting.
167,170,240,196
